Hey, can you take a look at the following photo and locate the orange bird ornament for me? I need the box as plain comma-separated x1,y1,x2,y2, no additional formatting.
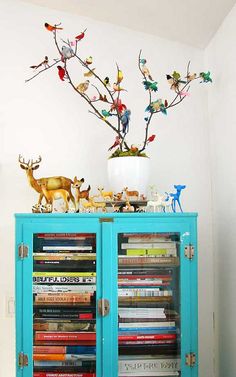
44,22,63,32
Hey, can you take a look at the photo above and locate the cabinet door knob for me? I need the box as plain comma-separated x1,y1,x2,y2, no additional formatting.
98,298,110,316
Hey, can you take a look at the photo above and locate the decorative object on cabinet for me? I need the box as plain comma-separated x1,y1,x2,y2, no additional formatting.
169,185,186,213
26,23,212,159
19,155,76,209
15,212,198,377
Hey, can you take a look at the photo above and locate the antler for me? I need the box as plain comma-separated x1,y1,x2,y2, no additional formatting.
18,154,42,168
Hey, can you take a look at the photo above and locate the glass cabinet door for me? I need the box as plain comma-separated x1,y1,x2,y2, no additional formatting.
117,232,181,377
32,232,97,377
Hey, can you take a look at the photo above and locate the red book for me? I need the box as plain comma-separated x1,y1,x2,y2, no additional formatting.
118,333,176,341
118,274,172,280
34,373,95,377
33,346,66,354
35,332,96,341
34,340,95,346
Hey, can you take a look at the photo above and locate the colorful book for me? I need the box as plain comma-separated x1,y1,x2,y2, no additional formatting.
33,276,96,284
121,242,176,249
33,321,96,332
118,357,180,375
34,373,95,377
33,285,96,294
42,246,93,251
33,345,96,354
119,321,175,329
33,354,96,361
35,332,96,341
118,333,176,341
34,293,92,304
33,272,96,277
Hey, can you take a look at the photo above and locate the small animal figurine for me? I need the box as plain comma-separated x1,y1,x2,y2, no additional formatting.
147,193,164,212
113,192,123,201
73,177,91,211
162,192,173,212
122,201,134,212
32,204,41,213
19,155,76,208
40,203,53,213
89,196,107,212
123,187,139,201
169,185,186,212
37,181,70,212
97,187,113,201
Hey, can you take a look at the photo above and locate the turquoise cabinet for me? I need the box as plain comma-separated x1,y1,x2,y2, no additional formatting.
15,213,198,377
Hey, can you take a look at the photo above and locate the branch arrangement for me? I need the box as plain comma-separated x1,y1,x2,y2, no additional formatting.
26,22,212,157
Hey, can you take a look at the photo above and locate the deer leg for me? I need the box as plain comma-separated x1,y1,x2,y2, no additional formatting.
177,199,183,212
68,189,76,208
38,192,44,205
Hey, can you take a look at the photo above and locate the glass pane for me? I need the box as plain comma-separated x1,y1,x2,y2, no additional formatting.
33,233,96,376
118,232,181,377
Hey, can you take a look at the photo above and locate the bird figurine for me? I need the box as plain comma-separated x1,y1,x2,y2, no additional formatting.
116,69,123,84
121,109,131,134
61,46,74,60
141,64,153,81
44,22,63,32
76,80,90,93
75,29,87,41
108,136,121,151
103,77,110,87
30,56,49,69
147,134,156,143
143,80,158,92
145,99,162,112
85,56,93,65
113,83,127,92
200,71,212,83
110,99,127,114
84,68,96,77
166,72,186,91
101,109,112,119
57,66,66,81
139,58,147,65
186,73,197,82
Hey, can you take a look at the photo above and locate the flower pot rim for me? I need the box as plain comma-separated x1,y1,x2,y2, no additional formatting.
108,155,150,160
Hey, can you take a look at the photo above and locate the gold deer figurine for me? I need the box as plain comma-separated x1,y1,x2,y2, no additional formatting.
37,181,70,212
19,155,76,208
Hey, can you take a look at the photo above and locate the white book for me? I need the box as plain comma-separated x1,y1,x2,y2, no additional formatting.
121,242,177,249
42,246,93,251
118,357,180,374
33,284,96,293
119,321,175,328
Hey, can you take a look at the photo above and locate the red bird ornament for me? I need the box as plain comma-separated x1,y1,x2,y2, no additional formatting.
75,29,87,41
57,66,66,81
147,134,156,143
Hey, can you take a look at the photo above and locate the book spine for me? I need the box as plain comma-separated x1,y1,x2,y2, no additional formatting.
33,354,96,361
118,334,176,341
37,233,95,239
119,321,175,328
33,285,96,293
33,322,96,332
118,289,172,297
35,332,96,341
121,242,176,249
34,293,92,304
118,357,180,374
33,272,96,277
33,345,96,354
33,276,96,284
34,373,96,377
42,246,93,251
33,254,96,260
118,257,179,265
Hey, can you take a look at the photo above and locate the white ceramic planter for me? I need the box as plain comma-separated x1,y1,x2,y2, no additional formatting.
107,156,150,195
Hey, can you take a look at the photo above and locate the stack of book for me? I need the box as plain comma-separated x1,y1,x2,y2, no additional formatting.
33,233,97,377
118,232,181,376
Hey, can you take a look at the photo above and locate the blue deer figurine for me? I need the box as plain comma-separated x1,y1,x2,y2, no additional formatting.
169,185,186,212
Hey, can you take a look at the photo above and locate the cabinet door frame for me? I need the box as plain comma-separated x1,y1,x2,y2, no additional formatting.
105,217,198,377
16,220,102,377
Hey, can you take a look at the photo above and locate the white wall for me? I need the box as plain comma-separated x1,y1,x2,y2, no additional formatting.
0,1,214,376
205,4,236,377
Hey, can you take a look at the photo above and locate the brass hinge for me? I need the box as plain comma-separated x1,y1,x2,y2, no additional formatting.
18,244,29,259
18,352,28,368
185,352,196,367
99,217,114,223
184,245,194,260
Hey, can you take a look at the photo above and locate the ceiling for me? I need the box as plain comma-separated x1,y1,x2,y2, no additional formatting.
21,0,236,48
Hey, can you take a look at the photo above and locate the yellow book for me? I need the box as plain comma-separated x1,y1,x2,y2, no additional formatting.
33,272,96,277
